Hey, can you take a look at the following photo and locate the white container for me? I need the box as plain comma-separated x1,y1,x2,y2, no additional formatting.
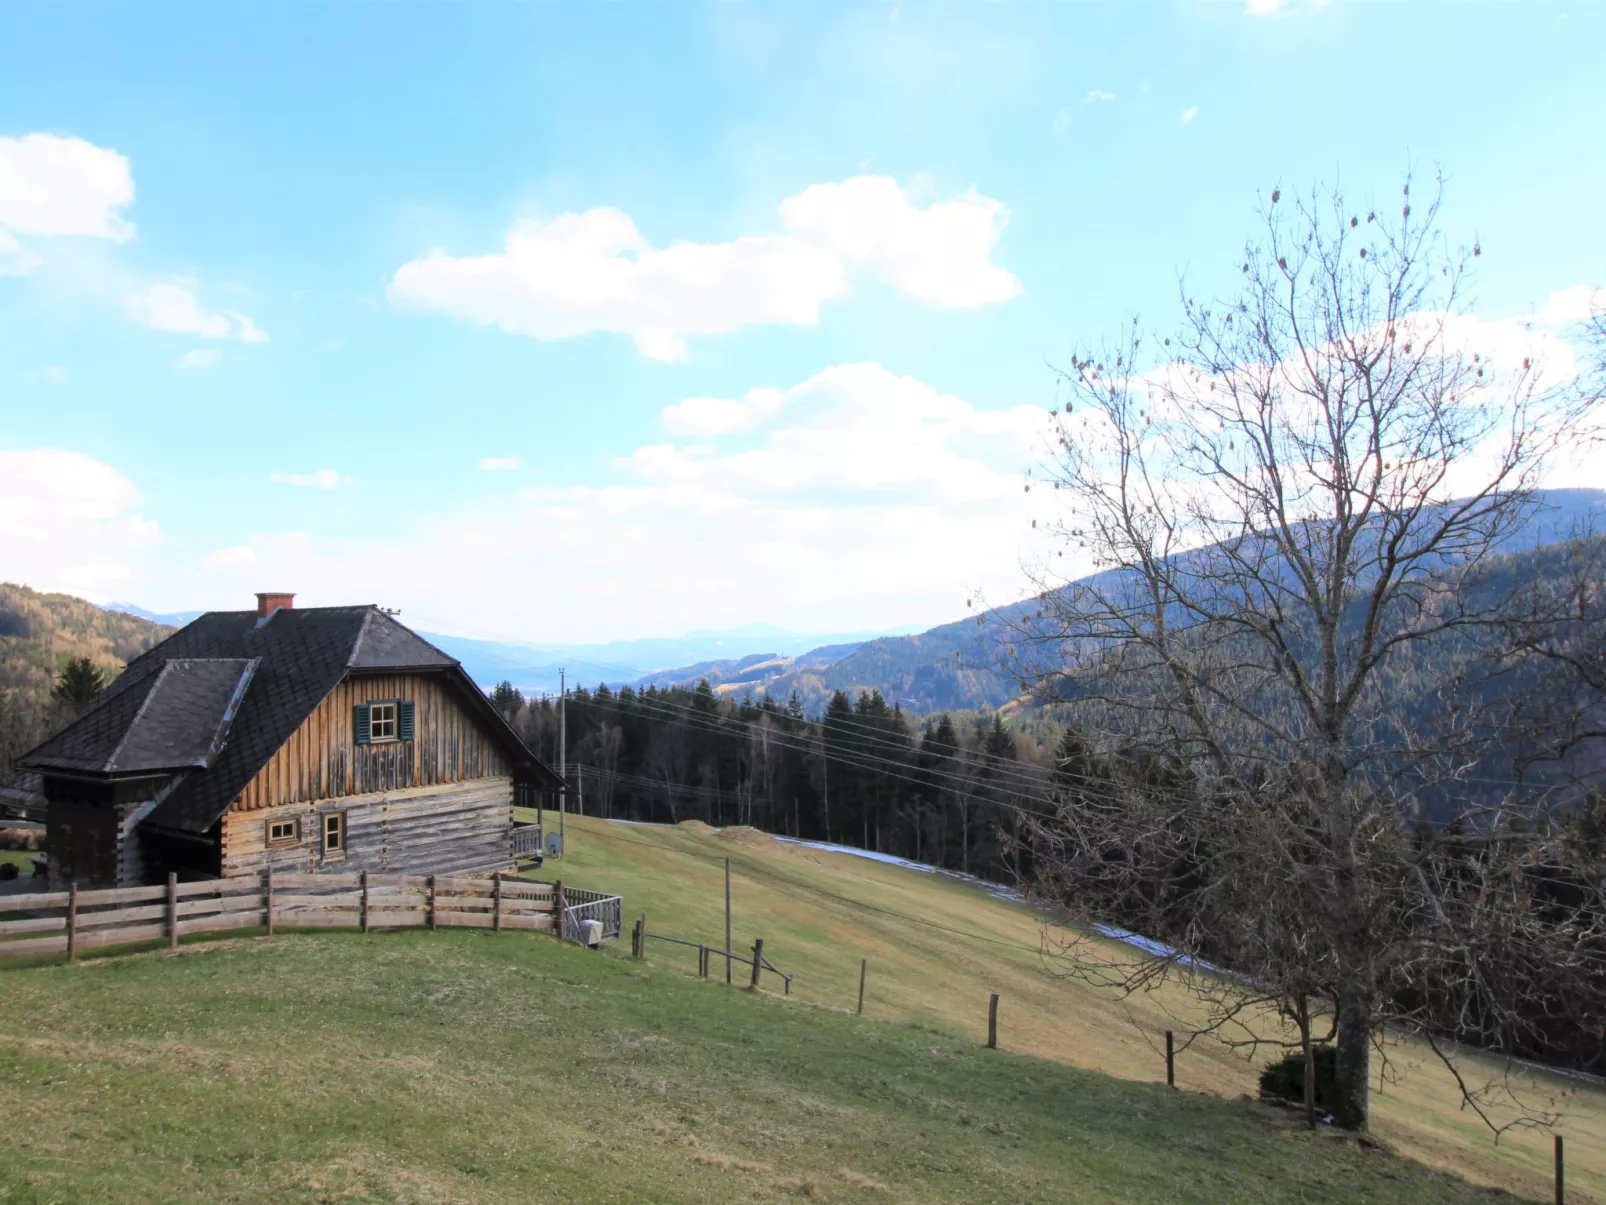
580,918,603,948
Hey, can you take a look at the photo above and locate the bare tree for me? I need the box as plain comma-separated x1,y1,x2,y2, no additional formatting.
1016,174,1604,1131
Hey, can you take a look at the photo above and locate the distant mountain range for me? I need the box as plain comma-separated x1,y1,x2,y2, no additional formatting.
98,605,915,699
620,487,1606,715
98,487,1606,718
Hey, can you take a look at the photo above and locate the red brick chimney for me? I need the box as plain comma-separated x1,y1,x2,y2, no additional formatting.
255,592,295,619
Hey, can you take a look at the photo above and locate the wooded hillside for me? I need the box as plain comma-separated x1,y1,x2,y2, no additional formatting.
0,583,172,785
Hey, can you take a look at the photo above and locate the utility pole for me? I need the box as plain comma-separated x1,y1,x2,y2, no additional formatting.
558,669,566,857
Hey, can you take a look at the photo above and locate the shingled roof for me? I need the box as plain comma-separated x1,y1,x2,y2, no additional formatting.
21,606,557,833
22,658,259,775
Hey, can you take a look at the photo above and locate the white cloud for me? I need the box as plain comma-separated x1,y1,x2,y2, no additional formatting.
391,208,844,362
228,311,270,344
629,362,1040,501
1181,106,1199,123
204,544,258,570
1245,0,1332,15
169,364,1055,641
661,388,786,437
43,365,65,383
124,281,269,343
389,176,1019,360
1084,90,1116,102
0,447,159,599
0,133,134,245
779,177,1022,308
269,469,354,490
1530,284,1603,329
173,348,221,372
477,456,521,471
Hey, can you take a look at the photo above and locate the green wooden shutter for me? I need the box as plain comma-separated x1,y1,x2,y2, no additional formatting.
398,700,415,741
353,703,371,746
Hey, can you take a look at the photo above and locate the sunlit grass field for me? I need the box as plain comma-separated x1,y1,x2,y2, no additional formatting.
543,813,1604,1202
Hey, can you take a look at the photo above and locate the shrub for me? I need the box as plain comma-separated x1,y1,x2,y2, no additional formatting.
1258,1045,1337,1110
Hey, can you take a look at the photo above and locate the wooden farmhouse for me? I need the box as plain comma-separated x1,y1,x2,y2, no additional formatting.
19,593,560,889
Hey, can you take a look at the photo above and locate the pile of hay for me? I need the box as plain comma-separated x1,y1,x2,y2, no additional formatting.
676,819,716,835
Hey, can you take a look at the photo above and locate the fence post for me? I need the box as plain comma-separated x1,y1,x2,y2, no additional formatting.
750,938,764,989
554,880,565,940
166,872,178,951
1166,1031,1176,1087
1556,1133,1565,1205
428,875,438,931
264,866,274,937
987,993,999,1049
360,871,370,934
66,881,78,962
493,873,503,934
638,912,646,958
857,958,867,1015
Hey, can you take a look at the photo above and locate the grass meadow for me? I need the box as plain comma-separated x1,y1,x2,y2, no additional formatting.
0,813,1596,1203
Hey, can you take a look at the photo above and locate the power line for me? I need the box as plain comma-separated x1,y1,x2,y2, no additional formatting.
454,612,1569,807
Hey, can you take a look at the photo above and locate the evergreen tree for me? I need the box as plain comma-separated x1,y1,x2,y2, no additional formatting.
489,680,524,720
53,657,105,708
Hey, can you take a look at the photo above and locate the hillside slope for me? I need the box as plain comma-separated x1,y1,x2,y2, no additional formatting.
1,583,172,683
0,856,1571,1205
0,583,173,786
542,815,1605,1202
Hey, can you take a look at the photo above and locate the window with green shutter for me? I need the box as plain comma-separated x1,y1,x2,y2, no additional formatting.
370,701,398,740
355,699,414,745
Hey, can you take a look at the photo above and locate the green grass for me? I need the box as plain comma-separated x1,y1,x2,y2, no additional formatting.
533,816,1605,1201
0,849,40,879
0,928,1527,1205
1,814,1594,1203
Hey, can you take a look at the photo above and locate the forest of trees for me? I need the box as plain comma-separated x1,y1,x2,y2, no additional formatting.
496,678,1052,883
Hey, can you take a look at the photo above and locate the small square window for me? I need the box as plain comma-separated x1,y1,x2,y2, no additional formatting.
266,817,299,846
369,701,397,742
322,811,346,855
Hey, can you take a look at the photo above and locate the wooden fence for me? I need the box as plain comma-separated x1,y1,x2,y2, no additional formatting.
631,914,793,994
0,871,622,961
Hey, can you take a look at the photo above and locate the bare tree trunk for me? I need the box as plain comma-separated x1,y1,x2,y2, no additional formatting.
1333,989,1371,1131
1297,994,1316,1131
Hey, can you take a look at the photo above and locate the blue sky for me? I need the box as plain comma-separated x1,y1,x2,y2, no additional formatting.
2,1,1602,644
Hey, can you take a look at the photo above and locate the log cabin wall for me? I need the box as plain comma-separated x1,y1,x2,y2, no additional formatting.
221,671,515,878
220,779,515,878
232,672,511,810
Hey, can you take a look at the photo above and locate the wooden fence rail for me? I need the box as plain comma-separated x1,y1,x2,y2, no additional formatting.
0,870,610,961
636,922,792,994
